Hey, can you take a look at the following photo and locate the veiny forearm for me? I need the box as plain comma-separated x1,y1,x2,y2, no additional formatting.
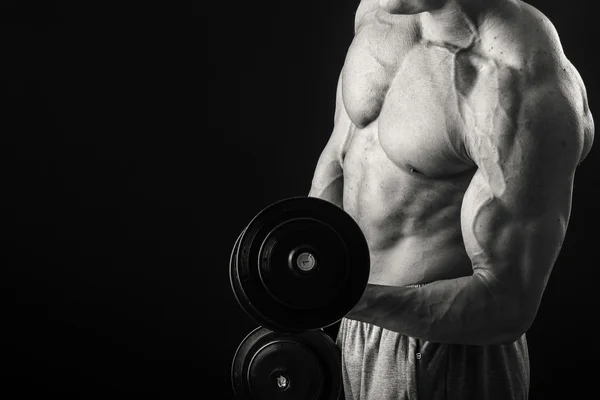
346,274,526,345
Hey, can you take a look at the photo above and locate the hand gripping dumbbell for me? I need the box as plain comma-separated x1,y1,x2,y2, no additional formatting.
230,197,371,400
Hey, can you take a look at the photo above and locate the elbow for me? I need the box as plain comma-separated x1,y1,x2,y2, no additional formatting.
477,315,529,346
489,320,529,345
486,299,536,346
473,273,538,345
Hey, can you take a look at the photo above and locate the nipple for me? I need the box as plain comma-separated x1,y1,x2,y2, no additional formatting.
407,164,421,174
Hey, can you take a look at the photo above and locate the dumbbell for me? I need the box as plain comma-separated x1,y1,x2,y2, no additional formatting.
230,197,371,400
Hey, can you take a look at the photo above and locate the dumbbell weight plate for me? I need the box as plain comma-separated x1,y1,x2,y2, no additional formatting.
231,326,342,400
230,228,255,321
230,197,370,332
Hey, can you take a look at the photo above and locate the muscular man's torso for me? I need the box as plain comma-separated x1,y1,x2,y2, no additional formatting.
336,1,592,286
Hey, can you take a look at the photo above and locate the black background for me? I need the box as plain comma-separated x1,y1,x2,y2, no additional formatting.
2,1,597,398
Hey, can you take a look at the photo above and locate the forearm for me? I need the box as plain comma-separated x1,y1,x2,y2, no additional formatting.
346,274,527,345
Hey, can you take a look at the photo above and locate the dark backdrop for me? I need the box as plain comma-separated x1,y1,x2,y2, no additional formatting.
2,1,597,398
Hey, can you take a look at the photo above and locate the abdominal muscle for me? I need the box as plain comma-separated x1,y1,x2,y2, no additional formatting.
341,122,475,287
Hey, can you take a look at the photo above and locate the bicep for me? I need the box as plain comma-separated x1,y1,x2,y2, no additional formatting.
309,73,354,206
460,81,585,321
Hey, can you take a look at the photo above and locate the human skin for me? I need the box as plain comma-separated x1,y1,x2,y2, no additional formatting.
308,0,595,345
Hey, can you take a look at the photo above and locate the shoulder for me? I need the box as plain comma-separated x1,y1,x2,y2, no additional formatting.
476,1,594,162
354,0,417,34
354,0,380,31
479,1,564,76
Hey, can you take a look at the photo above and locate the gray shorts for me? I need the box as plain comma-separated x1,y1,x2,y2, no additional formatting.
336,317,530,400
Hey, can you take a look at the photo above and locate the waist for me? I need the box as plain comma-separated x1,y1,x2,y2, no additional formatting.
367,239,473,287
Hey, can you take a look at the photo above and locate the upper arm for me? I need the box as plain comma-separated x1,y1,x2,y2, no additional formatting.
460,77,589,327
310,0,373,205
308,73,354,207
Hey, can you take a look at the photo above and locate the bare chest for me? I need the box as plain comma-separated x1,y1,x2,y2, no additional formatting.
342,15,519,178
